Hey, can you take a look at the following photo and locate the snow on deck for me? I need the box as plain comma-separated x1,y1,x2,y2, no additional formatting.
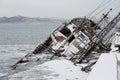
87,54,117,80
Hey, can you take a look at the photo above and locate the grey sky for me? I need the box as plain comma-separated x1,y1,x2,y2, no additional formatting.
0,0,120,19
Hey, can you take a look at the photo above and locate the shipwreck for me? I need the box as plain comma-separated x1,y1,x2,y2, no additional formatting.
12,9,120,72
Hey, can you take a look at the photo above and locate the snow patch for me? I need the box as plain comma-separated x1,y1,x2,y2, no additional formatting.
87,54,117,80
9,60,88,80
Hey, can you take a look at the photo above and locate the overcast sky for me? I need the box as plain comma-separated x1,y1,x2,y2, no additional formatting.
0,0,120,19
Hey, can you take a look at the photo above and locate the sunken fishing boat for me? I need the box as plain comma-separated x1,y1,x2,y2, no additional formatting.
12,9,120,72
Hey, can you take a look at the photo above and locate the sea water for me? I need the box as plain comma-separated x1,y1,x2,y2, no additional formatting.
0,22,61,45
0,22,61,78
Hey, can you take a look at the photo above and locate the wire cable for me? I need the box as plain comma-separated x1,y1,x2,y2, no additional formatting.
86,0,113,18
90,0,115,19
113,4,120,11
86,0,107,17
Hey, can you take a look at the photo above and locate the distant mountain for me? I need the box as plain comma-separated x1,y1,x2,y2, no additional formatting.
0,16,66,23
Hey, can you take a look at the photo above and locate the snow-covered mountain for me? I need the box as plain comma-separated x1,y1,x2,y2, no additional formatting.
0,16,65,23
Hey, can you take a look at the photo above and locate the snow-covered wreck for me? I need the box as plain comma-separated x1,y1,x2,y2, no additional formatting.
32,11,120,62
12,10,120,74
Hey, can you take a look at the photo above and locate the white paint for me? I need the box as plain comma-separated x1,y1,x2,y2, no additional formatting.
114,32,120,45
66,23,77,32
63,43,79,56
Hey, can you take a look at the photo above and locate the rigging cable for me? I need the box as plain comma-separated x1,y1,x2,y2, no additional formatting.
86,0,107,18
86,0,113,18
113,4,120,11
90,0,115,19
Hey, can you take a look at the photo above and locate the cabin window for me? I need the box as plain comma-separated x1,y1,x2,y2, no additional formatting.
80,33,86,39
60,27,71,37
68,35,75,43
78,31,90,44
82,30,91,38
